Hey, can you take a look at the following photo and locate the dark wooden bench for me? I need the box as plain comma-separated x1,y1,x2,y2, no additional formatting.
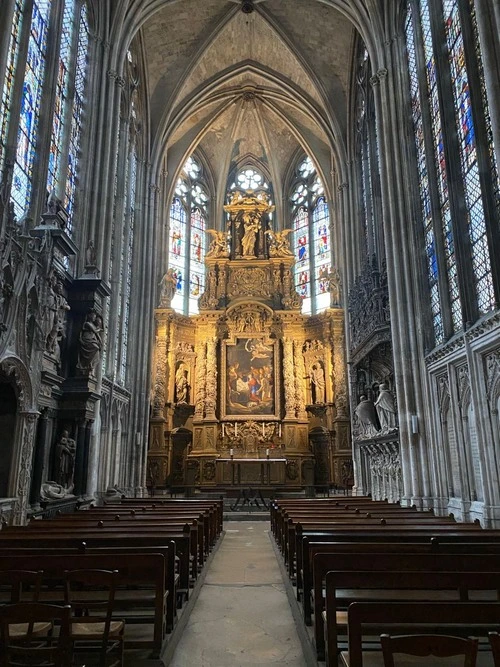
0,552,168,654
322,569,500,663
343,601,500,667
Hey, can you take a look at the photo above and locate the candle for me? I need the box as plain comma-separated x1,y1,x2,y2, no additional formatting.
266,448,269,457
222,423,225,437
230,448,234,457
278,423,281,438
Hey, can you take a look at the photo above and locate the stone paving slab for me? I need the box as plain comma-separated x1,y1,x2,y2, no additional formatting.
167,522,307,666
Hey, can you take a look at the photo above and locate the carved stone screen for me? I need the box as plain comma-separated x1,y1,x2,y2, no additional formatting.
223,336,277,419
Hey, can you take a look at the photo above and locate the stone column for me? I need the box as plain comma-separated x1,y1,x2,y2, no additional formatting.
29,409,49,506
370,48,432,507
73,419,88,496
12,411,39,525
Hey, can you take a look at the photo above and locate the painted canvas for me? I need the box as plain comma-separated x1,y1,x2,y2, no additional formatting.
224,337,276,418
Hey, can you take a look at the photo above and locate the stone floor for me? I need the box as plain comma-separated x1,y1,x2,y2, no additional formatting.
167,522,308,666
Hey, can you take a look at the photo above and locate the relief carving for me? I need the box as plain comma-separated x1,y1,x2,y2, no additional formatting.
227,268,271,298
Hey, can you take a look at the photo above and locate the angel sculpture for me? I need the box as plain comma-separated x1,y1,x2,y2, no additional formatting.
266,228,294,257
206,229,229,258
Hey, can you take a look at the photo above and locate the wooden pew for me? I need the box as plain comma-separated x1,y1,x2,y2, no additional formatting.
0,552,168,654
344,601,500,667
322,569,500,663
316,555,500,661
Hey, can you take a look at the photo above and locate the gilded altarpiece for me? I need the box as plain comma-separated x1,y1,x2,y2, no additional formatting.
148,193,350,490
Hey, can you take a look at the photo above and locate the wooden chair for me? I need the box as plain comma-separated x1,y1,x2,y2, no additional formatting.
64,569,125,667
488,632,500,666
380,634,479,666
0,602,72,667
0,569,53,640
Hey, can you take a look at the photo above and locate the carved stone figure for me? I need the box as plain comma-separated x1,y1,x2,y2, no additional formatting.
158,268,177,307
84,239,99,274
310,362,326,404
375,383,397,431
206,229,229,258
76,310,103,375
45,274,70,359
355,395,378,436
56,429,76,489
175,364,189,404
266,228,293,257
40,481,67,500
328,267,342,306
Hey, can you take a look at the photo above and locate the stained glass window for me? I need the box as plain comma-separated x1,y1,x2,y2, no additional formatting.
443,0,495,314
420,0,462,331
11,0,51,220
47,0,74,195
65,2,89,233
405,0,498,339
405,4,444,343
291,156,333,315
168,155,208,315
0,0,24,170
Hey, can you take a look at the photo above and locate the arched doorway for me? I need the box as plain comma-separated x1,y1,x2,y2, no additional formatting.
0,380,17,496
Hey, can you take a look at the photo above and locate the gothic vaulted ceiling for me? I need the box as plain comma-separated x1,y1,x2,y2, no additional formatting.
136,0,355,194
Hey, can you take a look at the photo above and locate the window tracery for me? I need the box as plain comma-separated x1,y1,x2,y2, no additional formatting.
405,0,499,345
290,156,332,315
168,155,208,316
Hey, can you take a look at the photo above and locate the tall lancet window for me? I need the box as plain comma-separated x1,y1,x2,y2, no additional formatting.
405,0,499,345
0,1,24,171
291,156,332,315
11,0,52,219
47,0,89,234
168,156,208,315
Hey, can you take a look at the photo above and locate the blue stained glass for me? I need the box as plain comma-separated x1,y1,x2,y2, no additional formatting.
65,3,89,232
444,0,495,314
405,4,444,342
11,0,51,220
0,1,24,169
420,0,462,332
47,0,74,194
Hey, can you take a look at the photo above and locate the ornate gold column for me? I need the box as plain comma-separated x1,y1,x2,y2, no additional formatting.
147,310,170,487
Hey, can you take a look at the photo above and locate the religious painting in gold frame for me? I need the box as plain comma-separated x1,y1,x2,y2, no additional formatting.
222,336,279,420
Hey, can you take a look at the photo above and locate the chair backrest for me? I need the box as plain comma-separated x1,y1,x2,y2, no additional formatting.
380,633,478,667
0,569,43,603
489,632,500,666
0,602,72,667
64,569,119,642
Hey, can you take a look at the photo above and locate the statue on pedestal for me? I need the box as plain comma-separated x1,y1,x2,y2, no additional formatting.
310,362,326,404
375,383,397,431
76,310,103,375
158,268,177,307
56,429,76,489
355,395,379,437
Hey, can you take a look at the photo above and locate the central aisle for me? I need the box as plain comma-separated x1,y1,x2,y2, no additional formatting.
168,521,307,666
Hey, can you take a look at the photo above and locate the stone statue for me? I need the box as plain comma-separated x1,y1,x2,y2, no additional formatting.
40,481,67,500
355,395,379,436
206,229,229,258
175,364,189,404
45,274,70,359
266,228,293,257
328,267,342,306
158,268,177,307
240,211,260,257
76,310,103,375
56,429,76,489
310,363,326,404
375,383,397,431
84,239,99,274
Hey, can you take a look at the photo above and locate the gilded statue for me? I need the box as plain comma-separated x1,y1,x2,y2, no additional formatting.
266,228,293,257
240,211,260,257
206,229,229,258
